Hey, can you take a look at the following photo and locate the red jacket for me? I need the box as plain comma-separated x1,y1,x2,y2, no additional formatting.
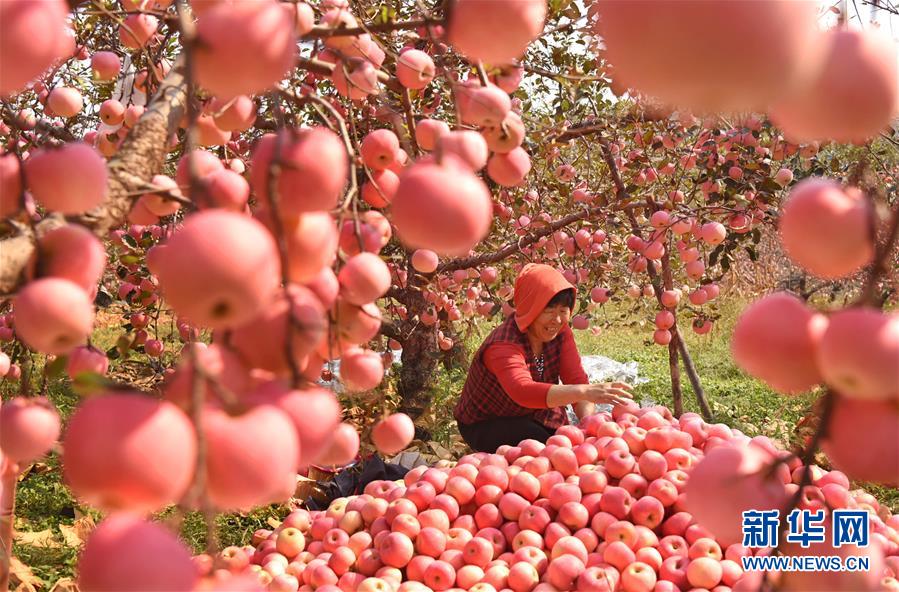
453,315,588,428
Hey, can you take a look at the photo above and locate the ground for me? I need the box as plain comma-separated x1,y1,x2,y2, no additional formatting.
7,295,899,588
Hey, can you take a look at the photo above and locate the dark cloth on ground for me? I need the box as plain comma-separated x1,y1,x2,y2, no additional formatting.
304,454,409,510
457,415,555,453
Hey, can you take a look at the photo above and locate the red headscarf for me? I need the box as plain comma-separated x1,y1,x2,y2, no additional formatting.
513,263,577,332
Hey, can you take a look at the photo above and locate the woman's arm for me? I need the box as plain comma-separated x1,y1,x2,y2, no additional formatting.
546,382,635,408
485,342,635,410
483,343,552,408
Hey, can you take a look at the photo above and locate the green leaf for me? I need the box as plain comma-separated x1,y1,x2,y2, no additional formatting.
552,47,565,66
759,178,783,192
562,5,580,19
45,355,68,378
116,335,131,357
745,246,758,262
121,234,139,250
73,371,112,393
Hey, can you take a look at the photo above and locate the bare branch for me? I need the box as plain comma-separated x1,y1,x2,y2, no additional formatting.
598,135,712,420
302,18,444,40
522,64,607,83
550,122,606,144
437,204,607,272
296,56,398,90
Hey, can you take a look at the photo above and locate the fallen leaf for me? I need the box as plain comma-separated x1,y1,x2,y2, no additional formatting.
58,524,82,548
9,557,43,590
16,463,52,482
73,514,96,542
14,528,60,548
266,517,282,529
49,578,78,592
427,441,453,460
294,475,321,502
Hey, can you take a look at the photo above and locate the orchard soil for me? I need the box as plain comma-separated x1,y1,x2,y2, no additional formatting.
5,296,898,588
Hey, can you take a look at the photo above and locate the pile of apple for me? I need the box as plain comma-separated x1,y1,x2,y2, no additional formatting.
150,405,899,592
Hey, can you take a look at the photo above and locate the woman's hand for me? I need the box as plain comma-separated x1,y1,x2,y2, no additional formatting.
582,381,634,407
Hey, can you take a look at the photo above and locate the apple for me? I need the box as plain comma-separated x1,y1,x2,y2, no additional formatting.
371,413,415,455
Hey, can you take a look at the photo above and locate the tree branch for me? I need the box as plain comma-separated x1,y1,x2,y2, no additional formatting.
302,18,444,40
378,319,404,343
437,205,606,272
435,152,649,274
856,197,899,307
548,122,605,144
522,64,607,83
436,126,633,274
0,55,188,295
661,253,684,416
763,390,836,590
0,106,78,143
296,56,397,91
598,135,712,420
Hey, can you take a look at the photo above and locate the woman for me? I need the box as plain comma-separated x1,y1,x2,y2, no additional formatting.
454,263,633,452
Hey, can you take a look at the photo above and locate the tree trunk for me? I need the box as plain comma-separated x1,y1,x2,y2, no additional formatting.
647,253,710,421
394,278,439,421
675,336,713,420
0,56,187,295
0,461,18,592
660,254,684,416
668,340,683,417
397,323,439,421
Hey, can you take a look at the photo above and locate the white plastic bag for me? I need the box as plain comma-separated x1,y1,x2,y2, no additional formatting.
568,355,653,423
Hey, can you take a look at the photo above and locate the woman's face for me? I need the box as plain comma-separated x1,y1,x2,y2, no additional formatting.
528,303,571,343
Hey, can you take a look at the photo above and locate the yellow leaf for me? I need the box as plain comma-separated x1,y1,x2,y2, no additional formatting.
14,529,60,548
16,463,51,482
58,524,82,548
73,514,96,542
428,441,453,460
266,517,282,529
49,578,78,592
9,557,43,589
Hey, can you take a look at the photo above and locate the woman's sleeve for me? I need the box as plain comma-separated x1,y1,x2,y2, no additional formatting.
559,326,589,385
483,343,552,409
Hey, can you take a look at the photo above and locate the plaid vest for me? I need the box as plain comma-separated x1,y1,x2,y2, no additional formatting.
454,316,568,429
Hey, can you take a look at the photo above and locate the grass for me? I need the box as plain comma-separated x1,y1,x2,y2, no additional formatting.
572,296,821,448
6,295,898,587
10,381,85,587
420,294,899,513
418,296,820,453
8,375,290,587
570,296,899,513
